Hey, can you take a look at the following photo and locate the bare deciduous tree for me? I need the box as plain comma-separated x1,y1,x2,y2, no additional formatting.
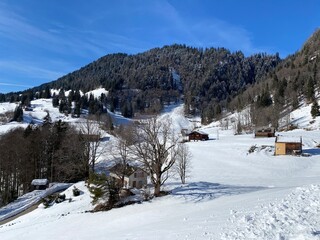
110,124,135,187
79,116,103,174
132,117,180,197
174,143,192,184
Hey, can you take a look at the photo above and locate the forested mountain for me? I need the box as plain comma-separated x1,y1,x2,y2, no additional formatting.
1,44,281,119
2,29,319,125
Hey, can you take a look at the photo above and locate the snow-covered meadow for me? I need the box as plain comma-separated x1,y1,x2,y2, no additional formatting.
1,100,320,239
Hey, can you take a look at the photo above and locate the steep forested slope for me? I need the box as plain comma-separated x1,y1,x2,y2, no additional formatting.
229,28,320,128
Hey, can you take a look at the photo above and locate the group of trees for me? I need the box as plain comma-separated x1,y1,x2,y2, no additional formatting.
0,112,192,207
51,89,104,116
0,121,91,206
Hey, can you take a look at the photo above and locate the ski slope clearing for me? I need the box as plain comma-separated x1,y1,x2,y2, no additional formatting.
1,104,320,239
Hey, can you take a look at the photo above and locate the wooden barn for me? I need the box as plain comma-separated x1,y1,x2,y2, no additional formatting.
255,127,275,138
275,136,302,155
188,130,209,141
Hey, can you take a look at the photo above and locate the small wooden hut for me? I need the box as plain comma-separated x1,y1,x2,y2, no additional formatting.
255,127,275,138
188,130,209,141
275,136,302,155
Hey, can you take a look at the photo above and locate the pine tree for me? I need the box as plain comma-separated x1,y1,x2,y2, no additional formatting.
311,100,320,118
59,99,67,113
12,105,23,122
306,77,315,102
0,94,5,102
52,93,59,108
106,113,114,131
74,102,81,117
44,86,51,99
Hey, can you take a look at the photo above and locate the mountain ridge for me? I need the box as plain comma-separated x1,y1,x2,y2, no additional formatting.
1,44,281,118
1,29,320,124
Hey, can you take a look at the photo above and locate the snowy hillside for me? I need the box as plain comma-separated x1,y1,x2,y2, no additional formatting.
1,101,320,239
0,96,129,135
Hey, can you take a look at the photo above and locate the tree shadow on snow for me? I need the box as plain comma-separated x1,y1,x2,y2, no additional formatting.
171,182,266,203
303,148,320,156
100,136,110,142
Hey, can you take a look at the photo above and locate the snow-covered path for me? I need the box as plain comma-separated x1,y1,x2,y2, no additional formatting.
0,183,71,222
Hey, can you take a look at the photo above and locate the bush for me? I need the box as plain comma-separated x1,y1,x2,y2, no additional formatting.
55,193,66,203
72,186,81,197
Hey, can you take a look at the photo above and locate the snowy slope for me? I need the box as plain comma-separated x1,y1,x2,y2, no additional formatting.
0,99,79,137
1,103,320,239
85,88,108,99
0,183,71,222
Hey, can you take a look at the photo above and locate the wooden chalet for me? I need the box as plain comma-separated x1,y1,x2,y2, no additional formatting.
109,163,147,189
255,127,275,138
188,130,209,141
275,136,302,155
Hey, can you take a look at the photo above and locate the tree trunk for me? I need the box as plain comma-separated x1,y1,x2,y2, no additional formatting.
154,181,161,197
154,175,161,197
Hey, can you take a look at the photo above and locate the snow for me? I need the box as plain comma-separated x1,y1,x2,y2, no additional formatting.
0,183,71,222
159,104,194,133
289,99,320,130
0,98,85,135
51,88,107,99
0,102,17,114
1,101,320,239
27,98,78,123
222,185,320,239
276,135,301,143
31,179,49,186
85,88,108,99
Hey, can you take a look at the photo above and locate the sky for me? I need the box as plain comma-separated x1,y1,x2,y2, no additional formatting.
0,0,319,94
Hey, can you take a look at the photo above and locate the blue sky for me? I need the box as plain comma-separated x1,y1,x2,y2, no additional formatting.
0,0,319,93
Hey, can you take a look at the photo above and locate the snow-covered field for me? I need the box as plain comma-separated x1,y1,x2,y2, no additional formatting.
1,100,320,239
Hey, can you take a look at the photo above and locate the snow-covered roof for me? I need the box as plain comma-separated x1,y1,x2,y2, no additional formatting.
109,163,143,177
189,130,208,135
31,179,49,186
276,136,301,143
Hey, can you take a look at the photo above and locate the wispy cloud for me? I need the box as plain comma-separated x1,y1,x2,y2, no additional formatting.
154,1,196,39
140,0,266,55
0,4,107,58
0,82,33,88
0,4,55,46
189,19,264,55
0,60,64,80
